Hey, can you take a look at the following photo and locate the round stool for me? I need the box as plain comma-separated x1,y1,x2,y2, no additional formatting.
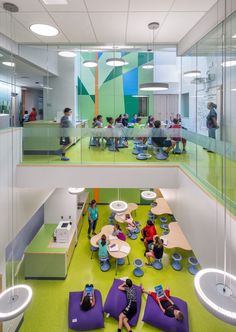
136,153,151,160
171,215,176,222
162,230,169,236
133,259,144,277
108,217,114,224
100,257,110,272
134,221,141,227
132,148,140,155
129,232,137,240
188,257,199,275
173,141,182,154
117,258,125,266
151,202,157,208
160,224,169,231
152,259,163,270
134,227,140,234
160,216,168,223
171,253,182,271
148,212,155,218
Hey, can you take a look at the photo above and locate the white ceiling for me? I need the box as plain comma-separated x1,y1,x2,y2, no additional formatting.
0,0,217,44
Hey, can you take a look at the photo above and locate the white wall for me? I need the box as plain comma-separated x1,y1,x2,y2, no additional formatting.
25,88,43,116
43,56,76,121
163,168,236,275
44,188,77,224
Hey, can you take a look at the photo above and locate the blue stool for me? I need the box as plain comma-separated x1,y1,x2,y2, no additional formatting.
162,229,169,235
108,217,114,224
90,245,98,259
134,221,141,227
148,212,155,218
117,258,125,266
133,259,144,277
151,202,157,208
171,253,182,271
132,147,140,155
188,257,199,275
173,141,182,154
128,231,137,240
160,216,168,229
156,147,168,160
152,259,163,270
134,227,140,233
100,257,110,272
160,224,169,231
171,215,176,222
136,153,151,160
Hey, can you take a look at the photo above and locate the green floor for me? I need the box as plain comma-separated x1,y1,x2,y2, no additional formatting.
19,206,236,332
22,138,236,214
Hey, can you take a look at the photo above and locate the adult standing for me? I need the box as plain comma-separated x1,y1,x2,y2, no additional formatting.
87,199,99,239
206,102,218,153
206,102,218,139
29,107,37,121
60,107,73,161
118,279,137,332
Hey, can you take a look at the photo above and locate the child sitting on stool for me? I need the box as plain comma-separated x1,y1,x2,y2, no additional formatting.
80,284,96,311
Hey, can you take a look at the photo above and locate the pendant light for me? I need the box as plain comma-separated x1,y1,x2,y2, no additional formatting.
106,58,125,67
68,188,85,195
83,60,98,68
141,191,157,201
183,70,201,77
109,189,128,213
139,22,169,92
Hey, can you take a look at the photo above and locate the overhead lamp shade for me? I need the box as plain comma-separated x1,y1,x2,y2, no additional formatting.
58,51,76,58
142,64,154,69
0,285,32,321
109,201,128,213
183,70,201,77
68,188,85,195
139,83,169,91
194,268,236,325
83,60,98,68
141,191,157,200
106,58,125,67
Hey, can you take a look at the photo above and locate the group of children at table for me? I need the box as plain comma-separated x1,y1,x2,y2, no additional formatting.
87,200,164,265
91,113,187,154
80,279,184,332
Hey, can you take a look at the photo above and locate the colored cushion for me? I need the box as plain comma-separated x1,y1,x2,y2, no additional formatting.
68,290,104,331
104,279,142,327
142,294,189,332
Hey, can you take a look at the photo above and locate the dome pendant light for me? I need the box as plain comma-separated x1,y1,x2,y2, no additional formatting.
109,189,128,213
106,58,125,67
141,191,157,201
0,285,32,321
68,188,85,194
139,22,169,92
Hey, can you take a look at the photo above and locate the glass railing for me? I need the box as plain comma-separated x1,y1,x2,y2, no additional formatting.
21,124,236,214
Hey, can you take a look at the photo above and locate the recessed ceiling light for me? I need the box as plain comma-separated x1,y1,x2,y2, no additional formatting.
142,64,154,69
30,24,59,37
83,60,97,68
232,35,236,38
43,86,53,90
42,0,68,4
184,70,201,77
106,58,125,67
221,60,236,67
58,51,76,58
231,88,236,91
2,61,15,67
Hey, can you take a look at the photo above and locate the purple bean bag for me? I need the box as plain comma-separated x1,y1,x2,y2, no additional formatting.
142,294,189,332
68,290,104,331
103,279,142,327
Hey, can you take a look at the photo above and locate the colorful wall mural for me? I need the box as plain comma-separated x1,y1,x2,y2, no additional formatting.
77,51,153,124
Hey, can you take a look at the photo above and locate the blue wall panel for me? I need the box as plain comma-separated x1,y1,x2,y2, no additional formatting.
123,68,138,96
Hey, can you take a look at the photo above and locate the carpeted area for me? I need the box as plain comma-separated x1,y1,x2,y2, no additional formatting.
19,205,236,332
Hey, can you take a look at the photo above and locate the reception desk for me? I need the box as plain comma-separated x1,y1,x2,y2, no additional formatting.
23,119,88,154
24,224,77,279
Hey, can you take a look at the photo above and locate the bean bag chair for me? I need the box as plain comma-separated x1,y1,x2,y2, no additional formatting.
142,294,189,332
68,290,104,331
104,279,142,327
